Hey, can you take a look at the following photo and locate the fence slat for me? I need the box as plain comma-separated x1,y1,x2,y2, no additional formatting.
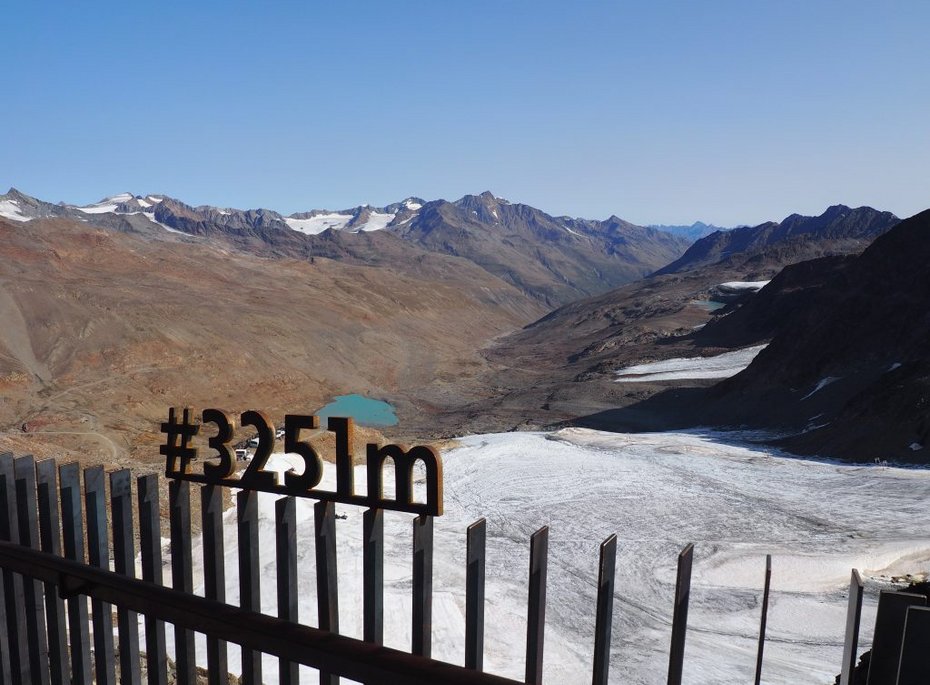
15,455,51,685
592,534,617,685
169,480,196,685
315,500,340,685
36,459,69,685
363,508,383,645
201,484,228,685
85,465,117,685
59,463,92,685
137,474,168,685
465,518,486,671
237,490,262,685
0,453,11,685
754,554,772,685
0,452,23,685
277,497,299,685
525,526,548,685
412,514,434,659
667,543,694,685
839,569,865,685
111,469,142,685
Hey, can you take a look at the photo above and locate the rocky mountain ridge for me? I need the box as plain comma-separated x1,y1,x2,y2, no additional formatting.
655,204,899,275
0,187,689,307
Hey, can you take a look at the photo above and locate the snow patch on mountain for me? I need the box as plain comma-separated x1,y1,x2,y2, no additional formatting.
74,193,135,214
615,345,767,382
354,212,394,232
0,199,29,222
285,214,353,235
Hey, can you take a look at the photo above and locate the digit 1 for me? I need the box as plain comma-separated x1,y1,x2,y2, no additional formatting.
202,409,236,479
284,414,323,491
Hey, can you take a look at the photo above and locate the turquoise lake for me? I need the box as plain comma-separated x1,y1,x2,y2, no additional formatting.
317,394,399,427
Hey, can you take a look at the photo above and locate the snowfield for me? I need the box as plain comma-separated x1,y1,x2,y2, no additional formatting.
162,429,930,684
615,345,767,382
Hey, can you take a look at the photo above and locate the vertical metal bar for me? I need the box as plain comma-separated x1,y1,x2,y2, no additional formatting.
0,453,24,685
168,480,196,685
36,459,69,685
137,474,168,685
412,514,434,659
525,525,548,685
0,453,11,685
592,534,617,685
59,462,92,685
201,485,228,685
276,497,298,685
315,500,339,685
667,542,694,685
465,518,486,671
754,554,772,685
363,508,383,645
237,490,262,685
15,455,51,685
840,569,865,685
110,470,141,685
85,465,116,685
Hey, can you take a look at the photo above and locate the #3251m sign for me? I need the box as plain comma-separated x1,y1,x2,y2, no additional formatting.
160,407,443,516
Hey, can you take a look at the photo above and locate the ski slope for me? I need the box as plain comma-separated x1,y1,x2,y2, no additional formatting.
161,429,930,684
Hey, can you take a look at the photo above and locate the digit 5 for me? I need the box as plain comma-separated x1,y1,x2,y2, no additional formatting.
284,414,323,490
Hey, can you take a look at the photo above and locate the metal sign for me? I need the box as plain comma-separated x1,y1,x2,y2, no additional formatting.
160,407,443,516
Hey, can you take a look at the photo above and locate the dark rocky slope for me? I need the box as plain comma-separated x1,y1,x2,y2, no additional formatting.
699,208,930,461
655,205,898,275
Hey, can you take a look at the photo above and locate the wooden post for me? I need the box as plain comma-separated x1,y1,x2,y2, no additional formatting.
465,518,486,671
592,534,617,685
315,500,339,685
15,455,51,685
59,463,92,685
169,480,196,685
137,474,168,685
85,465,116,685
237,490,262,685
525,526,548,685
667,543,694,685
201,485,228,685
754,554,772,685
35,459,70,685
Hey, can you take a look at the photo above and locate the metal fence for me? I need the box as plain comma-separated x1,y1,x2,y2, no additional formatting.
2,449,923,684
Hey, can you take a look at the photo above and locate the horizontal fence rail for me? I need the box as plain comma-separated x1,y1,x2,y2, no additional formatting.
0,540,522,685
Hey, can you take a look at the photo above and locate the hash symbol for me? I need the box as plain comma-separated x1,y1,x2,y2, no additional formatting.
160,407,199,474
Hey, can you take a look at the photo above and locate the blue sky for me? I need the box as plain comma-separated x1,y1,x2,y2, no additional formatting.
2,1,927,225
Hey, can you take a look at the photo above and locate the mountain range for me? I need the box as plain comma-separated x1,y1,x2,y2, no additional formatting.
0,188,689,307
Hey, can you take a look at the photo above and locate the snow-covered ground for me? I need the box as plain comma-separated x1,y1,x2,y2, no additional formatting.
153,429,930,684
615,345,767,382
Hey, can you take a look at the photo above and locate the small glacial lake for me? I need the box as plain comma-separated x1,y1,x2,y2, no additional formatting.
317,394,398,426
691,299,727,312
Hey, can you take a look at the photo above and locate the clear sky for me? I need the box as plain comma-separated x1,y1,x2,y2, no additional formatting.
2,1,928,226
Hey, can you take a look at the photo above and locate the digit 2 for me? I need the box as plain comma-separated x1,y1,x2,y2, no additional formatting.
239,410,277,488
